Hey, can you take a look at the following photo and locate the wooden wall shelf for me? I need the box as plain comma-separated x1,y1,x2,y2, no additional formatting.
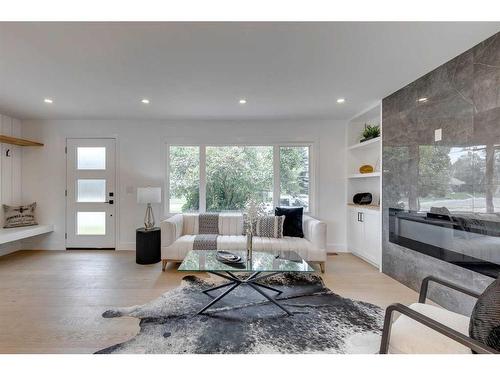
0,135,43,147
347,203,380,211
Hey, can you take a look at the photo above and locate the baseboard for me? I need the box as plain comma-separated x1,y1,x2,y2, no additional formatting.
327,243,348,253
17,240,135,251
19,240,66,251
11,240,347,254
117,242,135,251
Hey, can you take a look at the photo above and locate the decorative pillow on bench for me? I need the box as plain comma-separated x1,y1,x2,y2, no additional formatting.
3,202,38,228
275,206,304,238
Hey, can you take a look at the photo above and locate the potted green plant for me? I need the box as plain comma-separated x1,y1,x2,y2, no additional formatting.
361,124,380,142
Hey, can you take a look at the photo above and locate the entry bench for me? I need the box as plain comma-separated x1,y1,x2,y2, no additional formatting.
0,224,54,245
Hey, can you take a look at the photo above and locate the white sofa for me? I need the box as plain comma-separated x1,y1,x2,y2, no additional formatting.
160,213,327,272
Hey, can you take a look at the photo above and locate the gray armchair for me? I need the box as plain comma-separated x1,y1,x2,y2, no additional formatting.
379,276,499,354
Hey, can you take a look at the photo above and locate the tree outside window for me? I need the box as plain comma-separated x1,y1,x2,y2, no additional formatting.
280,146,310,211
168,144,311,213
206,146,273,212
169,146,199,213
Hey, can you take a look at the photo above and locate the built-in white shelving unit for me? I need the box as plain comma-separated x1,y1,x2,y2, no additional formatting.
346,103,382,270
346,103,382,206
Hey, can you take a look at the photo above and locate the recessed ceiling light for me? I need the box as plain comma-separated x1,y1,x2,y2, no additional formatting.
417,97,428,102
44,98,53,104
141,99,150,104
336,98,345,104
239,99,247,104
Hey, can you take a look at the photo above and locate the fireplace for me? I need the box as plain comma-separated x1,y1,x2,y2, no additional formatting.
389,208,500,278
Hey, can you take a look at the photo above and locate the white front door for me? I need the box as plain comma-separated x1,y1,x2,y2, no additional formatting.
66,138,116,249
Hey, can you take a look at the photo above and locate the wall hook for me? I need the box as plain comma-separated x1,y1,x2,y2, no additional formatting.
5,149,11,157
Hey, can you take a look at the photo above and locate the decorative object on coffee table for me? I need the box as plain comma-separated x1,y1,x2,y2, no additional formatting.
245,230,253,262
243,198,265,262
216,250,243,264
137,187,161,230
136,227,161,265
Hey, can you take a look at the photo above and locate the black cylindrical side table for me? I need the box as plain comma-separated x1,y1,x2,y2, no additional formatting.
136,227,161,264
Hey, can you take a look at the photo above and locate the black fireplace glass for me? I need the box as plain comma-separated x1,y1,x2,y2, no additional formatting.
389,207,500,278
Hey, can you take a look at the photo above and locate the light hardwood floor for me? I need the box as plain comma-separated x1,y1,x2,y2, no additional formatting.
0,250,419,353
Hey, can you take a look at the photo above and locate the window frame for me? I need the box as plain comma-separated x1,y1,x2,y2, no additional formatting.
166,144,202,214
277,144,313,213
165,142,316,215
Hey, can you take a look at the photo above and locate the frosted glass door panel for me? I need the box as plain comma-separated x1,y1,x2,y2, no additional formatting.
77,147,106,170
67,138,116,248
77,212,106,235
77,179,106,202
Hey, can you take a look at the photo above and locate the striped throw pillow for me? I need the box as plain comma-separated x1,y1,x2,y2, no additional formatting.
255,215,285,238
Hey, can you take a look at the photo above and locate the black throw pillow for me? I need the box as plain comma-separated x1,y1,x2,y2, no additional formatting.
275,207,304,238
469,277,500,352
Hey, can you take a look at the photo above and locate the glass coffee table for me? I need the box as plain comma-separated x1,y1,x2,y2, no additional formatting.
178,250,314,316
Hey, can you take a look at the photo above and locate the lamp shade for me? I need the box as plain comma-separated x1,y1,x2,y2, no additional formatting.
137,187,162,204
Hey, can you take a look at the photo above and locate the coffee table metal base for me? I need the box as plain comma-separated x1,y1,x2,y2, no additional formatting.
198,271,293,316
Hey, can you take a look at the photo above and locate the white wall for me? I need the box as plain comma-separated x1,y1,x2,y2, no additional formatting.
21,119,346,252
0,114,23,256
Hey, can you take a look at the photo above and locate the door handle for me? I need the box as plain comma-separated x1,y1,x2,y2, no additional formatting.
360,212,364,222
357,212,360,222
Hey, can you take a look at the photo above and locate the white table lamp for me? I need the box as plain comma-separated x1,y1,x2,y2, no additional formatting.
137,187,162,230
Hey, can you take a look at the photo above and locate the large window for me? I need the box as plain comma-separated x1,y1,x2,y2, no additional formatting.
206,146,273,212
168,144,312,213
280,146,310,211
169,146,200,213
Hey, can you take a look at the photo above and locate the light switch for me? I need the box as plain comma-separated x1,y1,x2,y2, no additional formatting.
434,128,442,142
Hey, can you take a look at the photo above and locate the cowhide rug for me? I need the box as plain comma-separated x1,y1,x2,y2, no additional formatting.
97,273,384,354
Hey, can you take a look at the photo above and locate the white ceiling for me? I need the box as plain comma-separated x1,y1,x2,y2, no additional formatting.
0,22,498,121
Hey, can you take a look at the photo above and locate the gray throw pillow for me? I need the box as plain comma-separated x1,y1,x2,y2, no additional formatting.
3,202,38,228
255,215,285,238
469,277,500,352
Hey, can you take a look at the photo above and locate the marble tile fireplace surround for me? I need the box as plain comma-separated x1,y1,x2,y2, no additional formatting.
382,31,500,315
